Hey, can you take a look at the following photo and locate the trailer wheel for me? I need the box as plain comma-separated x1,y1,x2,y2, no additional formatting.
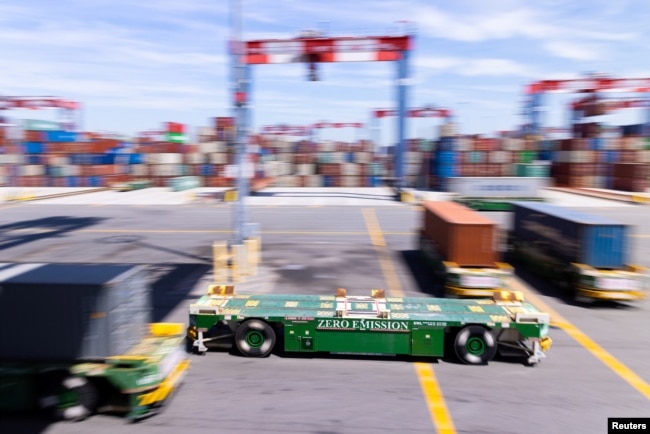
235,319,276,357
454,325,497,365
39,373,98,421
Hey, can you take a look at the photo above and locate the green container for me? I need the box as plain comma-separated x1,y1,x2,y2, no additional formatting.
368,162,385,176
22,119,62,131
166,132,188,143
516,151,536,164
645,138,650,150
168,176,201,192
467,151,485,164
419,140,435,152
317,152,332,163
515,163,550,177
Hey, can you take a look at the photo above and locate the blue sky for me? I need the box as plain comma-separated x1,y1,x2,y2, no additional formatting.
2,0,650,145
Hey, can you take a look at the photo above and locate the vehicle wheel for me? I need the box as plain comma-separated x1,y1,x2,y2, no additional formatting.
39,373,98,421
454,325,497,365
235,319,276,357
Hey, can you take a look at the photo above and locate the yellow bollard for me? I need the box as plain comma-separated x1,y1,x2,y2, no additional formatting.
224,189,238,202
212,241,229,283
231,244,247,282
244,238,259,277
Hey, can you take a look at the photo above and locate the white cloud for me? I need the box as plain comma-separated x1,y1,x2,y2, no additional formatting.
416,56,534,77
543,41,604,61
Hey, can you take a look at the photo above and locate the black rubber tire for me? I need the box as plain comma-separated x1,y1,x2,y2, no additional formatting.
38,374,98,421
454,325,497,365
235,319,276,357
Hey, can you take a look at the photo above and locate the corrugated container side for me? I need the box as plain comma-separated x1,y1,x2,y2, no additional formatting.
511,202,628,268
0,264,150,361
422,201,497,266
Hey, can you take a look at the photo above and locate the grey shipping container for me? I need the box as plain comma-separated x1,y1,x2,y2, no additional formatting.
0,263,151,361
421,201,498,266
511,202,629,268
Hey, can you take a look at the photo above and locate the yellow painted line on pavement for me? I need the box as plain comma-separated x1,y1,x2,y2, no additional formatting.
414,363,457,434
508,278,650,400
362,207,455,434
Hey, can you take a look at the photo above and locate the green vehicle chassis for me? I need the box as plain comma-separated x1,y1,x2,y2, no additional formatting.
188,286,552,365
0,323,189,421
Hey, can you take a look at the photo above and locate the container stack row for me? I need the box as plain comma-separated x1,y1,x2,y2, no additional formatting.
424,124,551,191
543,135,650,191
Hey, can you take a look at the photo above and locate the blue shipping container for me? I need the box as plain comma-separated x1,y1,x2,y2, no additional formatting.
87,176,104,187
64,176,80,187
435,150,458,165
437,137,456,152
200,164,215,176
323,175,334,187
22,142,47,154
588,138,604,150
128,154,144,165
622,124,644,137
44,131,78,142
511,202,628,268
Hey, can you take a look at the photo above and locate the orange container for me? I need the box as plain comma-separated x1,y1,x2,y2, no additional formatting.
421,201,498,267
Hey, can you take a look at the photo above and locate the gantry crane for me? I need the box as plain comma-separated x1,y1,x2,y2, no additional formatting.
370,106,453,150
229,3,415,243
522,74,650,138
0,95,81,130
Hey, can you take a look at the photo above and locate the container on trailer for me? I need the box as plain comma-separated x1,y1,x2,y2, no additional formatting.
0,263,151,361
511,202,628,268
421,201,497,266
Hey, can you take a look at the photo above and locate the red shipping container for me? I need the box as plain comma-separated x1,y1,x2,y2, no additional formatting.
613,163,647,179
165,122,185,134
421,201,498,267
24,130,45,142
613,177,649,192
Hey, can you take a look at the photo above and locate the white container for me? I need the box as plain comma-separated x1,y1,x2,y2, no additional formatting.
20,165,45,177
341,163,360,176
62,165,81,177
199,141,226,154
278,152,293,163
262,161,281,177
405,151,421,165
567,150,594,163
275,175,298,187
131,164,149,177
341,175,359,187
502,138,524,151
296,163,316,176
406,162,421,176
0,154,24,164
446,177,551,198
185,153,204,165
305,174,322,187
354,152,371,164
151,164,182,177
147,153,183,165
318,141,336,152
209,153,227,164
490,150,511,164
